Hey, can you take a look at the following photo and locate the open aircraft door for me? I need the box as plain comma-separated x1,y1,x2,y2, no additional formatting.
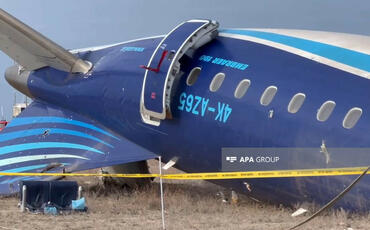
140,19,219,126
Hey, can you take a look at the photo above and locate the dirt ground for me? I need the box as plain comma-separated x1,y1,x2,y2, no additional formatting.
0,160,369,230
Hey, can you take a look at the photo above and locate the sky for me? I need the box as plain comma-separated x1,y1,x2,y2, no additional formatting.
0,0,369,119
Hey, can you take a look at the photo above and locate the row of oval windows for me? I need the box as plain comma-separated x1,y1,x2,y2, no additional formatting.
185,67,362,130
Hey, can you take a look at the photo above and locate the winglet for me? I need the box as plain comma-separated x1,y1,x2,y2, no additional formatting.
0,9,92,73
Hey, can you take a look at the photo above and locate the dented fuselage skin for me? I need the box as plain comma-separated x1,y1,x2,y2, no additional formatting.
9,32,370,210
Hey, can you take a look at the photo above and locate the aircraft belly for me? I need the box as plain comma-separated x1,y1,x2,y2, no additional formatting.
210,175,370,211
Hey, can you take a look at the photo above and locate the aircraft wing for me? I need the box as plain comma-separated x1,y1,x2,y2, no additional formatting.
0,101,157,194
0,9,91,73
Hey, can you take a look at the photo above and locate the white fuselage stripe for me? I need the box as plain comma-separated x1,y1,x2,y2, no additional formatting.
219,32,370,79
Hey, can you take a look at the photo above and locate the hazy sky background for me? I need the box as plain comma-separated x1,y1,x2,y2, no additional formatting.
0,0,369,119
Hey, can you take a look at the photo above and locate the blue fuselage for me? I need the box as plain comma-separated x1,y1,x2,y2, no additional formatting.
26,34,370,210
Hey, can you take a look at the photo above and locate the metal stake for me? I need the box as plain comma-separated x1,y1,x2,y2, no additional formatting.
77,186,82,200
21,185,26,212
159,156,166,230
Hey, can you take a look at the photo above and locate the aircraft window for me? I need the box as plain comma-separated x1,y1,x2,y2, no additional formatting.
234,79,251,99
209,73,225,92
186,67,201,86
343,107,362,129
260,86,277,106
317,101,336,122
287,93,306,113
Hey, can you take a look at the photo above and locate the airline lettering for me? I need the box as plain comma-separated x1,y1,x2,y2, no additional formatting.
120,46,145,52
178,92,232,123
199,55,249,71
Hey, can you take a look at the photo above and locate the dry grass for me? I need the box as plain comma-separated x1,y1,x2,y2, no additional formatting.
0,160,369,230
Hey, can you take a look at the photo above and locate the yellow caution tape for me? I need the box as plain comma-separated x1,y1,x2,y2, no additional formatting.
0,172,159,178
0,167,369,180
162,167,370,180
